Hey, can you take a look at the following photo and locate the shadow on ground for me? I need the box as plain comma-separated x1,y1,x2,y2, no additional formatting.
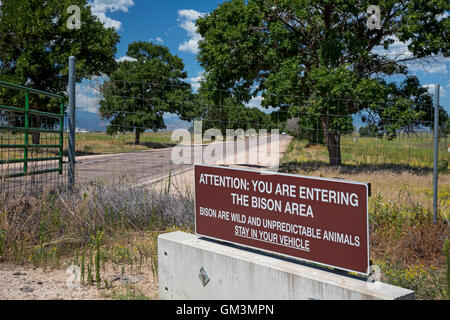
124,141,177,149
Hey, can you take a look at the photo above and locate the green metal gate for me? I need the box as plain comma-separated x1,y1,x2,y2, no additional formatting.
0,80,64,183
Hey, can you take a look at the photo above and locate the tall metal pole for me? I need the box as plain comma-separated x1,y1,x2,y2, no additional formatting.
433,84,440,225
68,56,76,190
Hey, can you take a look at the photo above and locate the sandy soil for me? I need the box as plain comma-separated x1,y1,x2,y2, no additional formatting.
0,260,159,300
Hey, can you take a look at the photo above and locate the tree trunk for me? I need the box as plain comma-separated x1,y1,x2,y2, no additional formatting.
31,116,42,145
32,132,40,145
322,117,342,166
135,128,141,145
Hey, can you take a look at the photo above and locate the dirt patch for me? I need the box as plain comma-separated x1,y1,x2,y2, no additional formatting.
0,260,159,300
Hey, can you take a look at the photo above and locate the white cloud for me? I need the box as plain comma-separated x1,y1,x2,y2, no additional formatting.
437,12,449,22
189,72,204,92
372,36,413,61
75,78,106,113
177,9,205,54
116,56,137,63
179,38,201,54
245,95,278,114
246,95,263,109
88,0,135,30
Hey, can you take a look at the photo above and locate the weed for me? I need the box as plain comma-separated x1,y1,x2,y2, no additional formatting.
0,229,5,259
94,231,103,287
103,284,153,300
80,250,86,284
444,239,450,299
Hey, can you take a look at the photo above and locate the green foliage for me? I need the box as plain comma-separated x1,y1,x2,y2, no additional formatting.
94,231,103,287
0,0,119,111
196,0,449,164
444,238,450,299
439,159,449,174
359,124,379,137
377,260,447,300
0,229,5,259
99,41,194,144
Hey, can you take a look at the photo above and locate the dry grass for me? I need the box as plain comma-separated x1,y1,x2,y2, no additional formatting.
287,166,449,216
0,183,194,299
1,133,449,299
280,137,450,299
66,131,176,156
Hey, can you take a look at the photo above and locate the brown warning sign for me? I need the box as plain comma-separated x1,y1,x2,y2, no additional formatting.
194,165,370,275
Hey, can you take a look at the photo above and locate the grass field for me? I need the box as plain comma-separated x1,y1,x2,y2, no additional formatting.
0,131,178,162
281,133,449,171
0,130,212,161
0,184,192,300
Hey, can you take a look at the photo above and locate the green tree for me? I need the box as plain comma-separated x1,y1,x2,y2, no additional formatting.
0,0,120,143
359,124,379,137
200,96,275,136
196,0,449,165
99,41,193,144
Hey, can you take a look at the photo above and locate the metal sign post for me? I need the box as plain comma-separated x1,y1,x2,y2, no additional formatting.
68,56,76,190
433,84,440,224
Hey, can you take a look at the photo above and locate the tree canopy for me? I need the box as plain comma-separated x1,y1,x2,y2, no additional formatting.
0,0,120,143
0,0,119,99
196,0,449,165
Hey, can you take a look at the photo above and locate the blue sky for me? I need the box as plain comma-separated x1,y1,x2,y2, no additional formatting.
78,0,449,116
90,0,226,90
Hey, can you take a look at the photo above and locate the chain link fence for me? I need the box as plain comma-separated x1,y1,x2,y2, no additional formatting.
67,79,448,219
0,77,447,219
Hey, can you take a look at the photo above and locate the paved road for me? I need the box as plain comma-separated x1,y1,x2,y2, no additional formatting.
75,147,191,186
1,135,292,191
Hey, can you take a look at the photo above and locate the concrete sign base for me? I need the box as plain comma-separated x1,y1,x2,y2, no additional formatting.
158,231,414,300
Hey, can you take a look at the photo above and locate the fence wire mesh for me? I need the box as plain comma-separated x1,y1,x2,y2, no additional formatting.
0,76,447,218
70,78,448,218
